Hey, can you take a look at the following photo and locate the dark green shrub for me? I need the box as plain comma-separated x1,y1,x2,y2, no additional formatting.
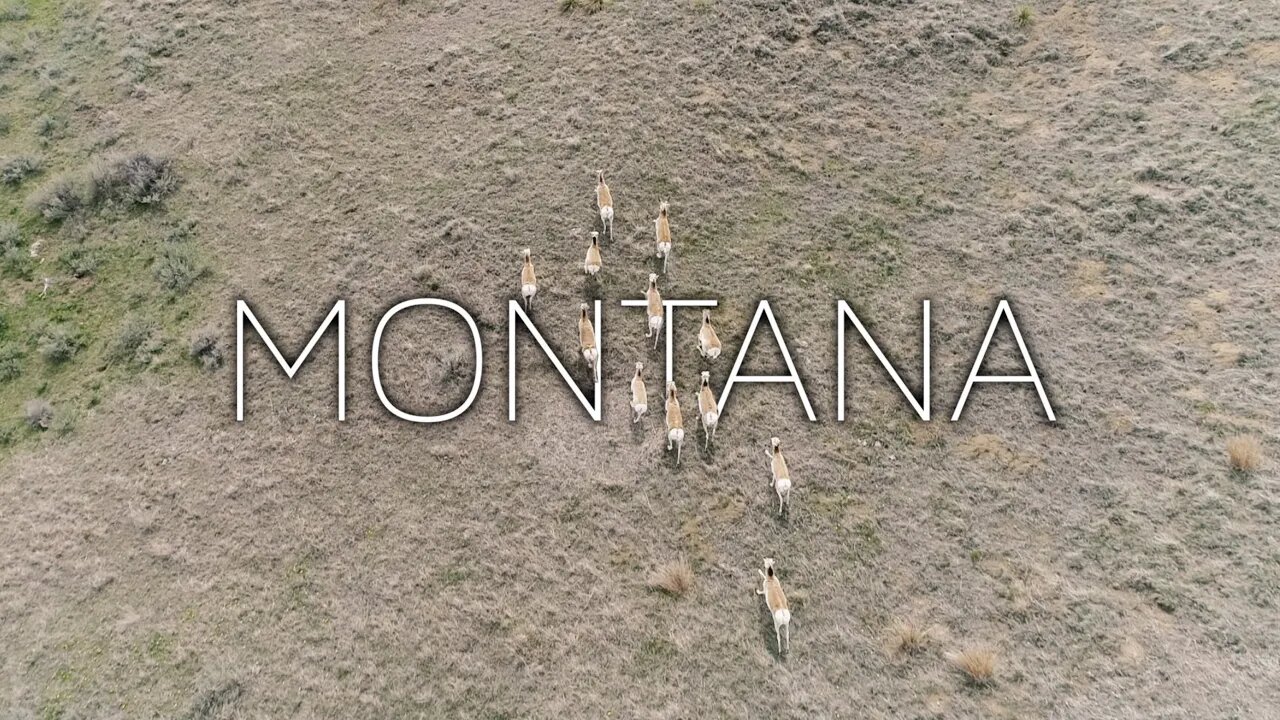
0,343,21,382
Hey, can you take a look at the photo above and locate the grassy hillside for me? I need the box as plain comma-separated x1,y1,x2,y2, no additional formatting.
0,0,211,455
1,0,1277,718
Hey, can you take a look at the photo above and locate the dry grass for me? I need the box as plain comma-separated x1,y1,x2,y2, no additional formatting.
3,0,1280,717
1225,435,1262,472
948,645,998,686
560,0,606,14
647,558,694,597
887,619,933,656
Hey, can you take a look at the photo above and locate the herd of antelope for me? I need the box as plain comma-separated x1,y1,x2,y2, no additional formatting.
518,171,796,654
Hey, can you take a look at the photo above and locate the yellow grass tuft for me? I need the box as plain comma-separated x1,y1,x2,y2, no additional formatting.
647,558,694,597
1226,435,1262,472
948,645,997,685
887,619,932,656
560,0,606,14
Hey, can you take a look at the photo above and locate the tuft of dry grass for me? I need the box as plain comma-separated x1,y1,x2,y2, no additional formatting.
947,645,998,686
647,558,694,597
887,619,932,656
1225,435,1262,472
1014,5,1035,28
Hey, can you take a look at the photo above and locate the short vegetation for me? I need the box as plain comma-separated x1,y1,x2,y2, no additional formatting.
154,245,205,293
646,558,694,597
0,343,22,382
27,175,86,221
1226,435,1262,472
189,327,223,370
948,646,998,686
105,314,162,367
37,324,81,364
887,619,932,656
91,152,179,206
1,154,41,185
0,5,198,458
26,152,178,223
0,1,29,22
560,0,606,14
1014,5,1035,29
23,398,53,430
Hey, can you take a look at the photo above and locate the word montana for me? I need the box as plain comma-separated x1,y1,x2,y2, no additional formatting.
234,298,1056,424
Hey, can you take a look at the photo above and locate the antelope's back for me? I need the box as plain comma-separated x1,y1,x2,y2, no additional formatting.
772,453,790,480
765,578,788,611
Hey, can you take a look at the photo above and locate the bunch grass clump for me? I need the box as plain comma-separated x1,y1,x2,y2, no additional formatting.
1015,5,1035,28
887,619,933,656
947,645,997,686
646,558,694,597
1226,435,1262,472
560,0,606,14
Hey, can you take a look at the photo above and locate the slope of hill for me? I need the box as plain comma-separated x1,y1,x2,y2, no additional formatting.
2,0,1277,717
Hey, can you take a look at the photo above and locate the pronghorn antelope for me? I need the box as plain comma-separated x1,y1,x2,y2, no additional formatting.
654,201,672,273
645,273,663,349
665,381,684,465
596,170,614,240
697,371,719,449
766,437,792,515
757,558,791,653
697,309,721,360
520,248,537,310
630,362,648,423
584,231,603,278
578,303,599,383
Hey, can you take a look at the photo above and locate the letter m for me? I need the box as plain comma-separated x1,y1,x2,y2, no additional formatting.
237,300,346,421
